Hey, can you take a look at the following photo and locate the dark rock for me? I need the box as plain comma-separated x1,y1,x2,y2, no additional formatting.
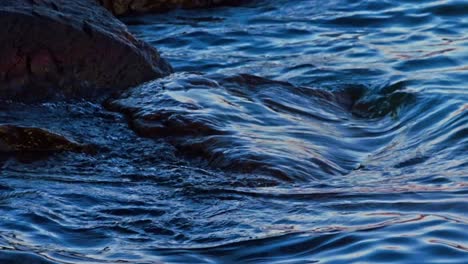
0,0,172,101
0,124,93,153
96,0,248,15
107,73,356,181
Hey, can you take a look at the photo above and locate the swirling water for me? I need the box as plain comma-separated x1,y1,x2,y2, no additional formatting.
1,0,467,263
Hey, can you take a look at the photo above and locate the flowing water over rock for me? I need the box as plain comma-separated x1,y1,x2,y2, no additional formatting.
1,0,467,263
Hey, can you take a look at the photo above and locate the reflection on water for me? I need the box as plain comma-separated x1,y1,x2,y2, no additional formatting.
1,0,467,263
107,72,415,181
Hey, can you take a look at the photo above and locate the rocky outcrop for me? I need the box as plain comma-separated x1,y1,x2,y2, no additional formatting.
97,0,246,15
0,0,172,101
0,125,93,153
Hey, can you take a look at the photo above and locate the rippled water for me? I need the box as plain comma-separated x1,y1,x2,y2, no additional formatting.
1,0,467,263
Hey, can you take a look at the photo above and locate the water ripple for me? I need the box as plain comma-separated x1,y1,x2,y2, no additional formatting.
1,0,467,263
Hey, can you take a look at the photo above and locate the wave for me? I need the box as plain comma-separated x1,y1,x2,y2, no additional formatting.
1,0,467,263
107,72,415,182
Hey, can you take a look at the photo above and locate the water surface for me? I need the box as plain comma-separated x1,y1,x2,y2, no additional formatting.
1,0,467,263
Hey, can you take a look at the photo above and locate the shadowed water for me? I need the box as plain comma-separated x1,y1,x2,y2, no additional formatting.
1,0,467,263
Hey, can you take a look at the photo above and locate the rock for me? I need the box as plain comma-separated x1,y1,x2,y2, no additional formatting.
96,0,247,15
0,124,93,153
107,73,356,181
0,0,172,101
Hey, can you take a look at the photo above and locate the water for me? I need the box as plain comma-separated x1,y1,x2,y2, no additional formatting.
1,0,467,263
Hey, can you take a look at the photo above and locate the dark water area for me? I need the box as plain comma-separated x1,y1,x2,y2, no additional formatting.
1,0,467,263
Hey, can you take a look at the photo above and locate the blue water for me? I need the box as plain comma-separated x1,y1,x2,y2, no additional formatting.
1,0,467,263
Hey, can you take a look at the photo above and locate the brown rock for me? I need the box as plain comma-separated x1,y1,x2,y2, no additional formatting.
0,125,93,153
0,0,173,101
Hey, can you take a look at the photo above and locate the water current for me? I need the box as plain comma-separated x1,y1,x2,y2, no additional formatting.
1,0,467,263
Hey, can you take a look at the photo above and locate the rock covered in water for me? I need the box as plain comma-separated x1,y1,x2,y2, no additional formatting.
0,125,92,153
97,0,247,15
107,73,358,181
0,0,172,101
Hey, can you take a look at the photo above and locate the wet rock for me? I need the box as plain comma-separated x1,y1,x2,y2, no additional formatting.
0,124,93,154
108,73,357,181
97,0,247,15
0,0,172,101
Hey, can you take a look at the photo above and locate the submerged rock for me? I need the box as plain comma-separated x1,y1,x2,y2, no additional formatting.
108,73,415,181
0,0,172,101
97,0,247,15
0,125,92,154
108,73,359,181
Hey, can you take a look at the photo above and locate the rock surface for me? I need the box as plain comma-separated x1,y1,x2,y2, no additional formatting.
107,73,357,181
97,0,247,15
0,0,172,101
0,124,92,153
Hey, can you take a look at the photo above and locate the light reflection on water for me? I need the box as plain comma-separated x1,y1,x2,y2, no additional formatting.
0,0,467,263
